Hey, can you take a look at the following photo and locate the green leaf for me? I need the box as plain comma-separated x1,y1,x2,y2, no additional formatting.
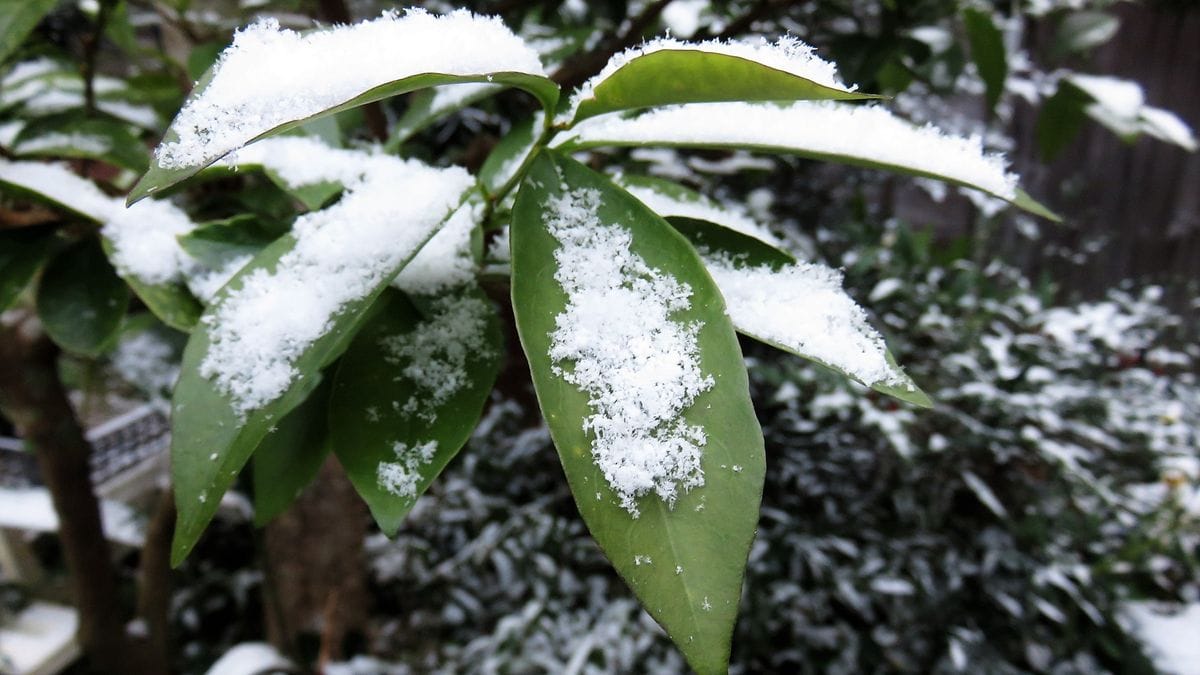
177,215,283,268
36,238,129,356
1053,11,1120,58
561,102,1059,220
477,115,537,195
0,225,56,311
131,71,558,204
252,376,333,525
616,174,783,246
169,189,466,564
94,236,202,333
0,0,58,64
388,83,503,148
329,286,502,536
13,113,150,172
510,151,764,675
570,48,878,124
963,7,1008,112
667,216,932,408
1036,83,1089,162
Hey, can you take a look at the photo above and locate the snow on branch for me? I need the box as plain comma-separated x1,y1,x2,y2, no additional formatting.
156,9,546,170
565,101,1019,200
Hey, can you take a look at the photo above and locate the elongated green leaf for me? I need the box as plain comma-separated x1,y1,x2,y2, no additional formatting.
252,377,333,525
510,151,764,675
36,238,129,355
667,216,931,408
963,8,1007,112
389,83,503,148
110,262,201,332
570,46,877,124
477,115,537,195
131,71,557,204
561,101,1060,220
0,0,58,64
13,113,149,171
617,174,783,247
1053,11,1119,58
176,215,282,268
0,225,56,310
329,286,502,536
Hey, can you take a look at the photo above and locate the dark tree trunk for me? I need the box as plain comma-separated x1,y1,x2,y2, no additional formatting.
134,488,177,674
0,311,135,674
263,456,369,667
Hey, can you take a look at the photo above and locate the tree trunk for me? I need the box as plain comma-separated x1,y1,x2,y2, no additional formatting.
263,456,369,667
0,310,135,673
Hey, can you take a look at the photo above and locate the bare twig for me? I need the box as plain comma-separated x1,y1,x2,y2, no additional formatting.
550,0,676,91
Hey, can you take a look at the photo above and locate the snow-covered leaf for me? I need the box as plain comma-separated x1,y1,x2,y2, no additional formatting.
478,115,538,195
618,174,781,246
510,151,764,675
168,159,473,565
12,114,149,172
130,10,557,203
560,101,1058,219
36,239,130,356
565,37,873,124
389,83,503,146
329,287,502,536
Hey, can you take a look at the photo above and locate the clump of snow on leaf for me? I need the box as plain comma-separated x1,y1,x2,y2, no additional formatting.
378,440,439,498
703,252,905,388
546,188,713,514
380,293,494,423
198,157,472,415
565,35,853,120
616,178,780,245
156,9,546,169
565,101,1019,200
0,160,196,285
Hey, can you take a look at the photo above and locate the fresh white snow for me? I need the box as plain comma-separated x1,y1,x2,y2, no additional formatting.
0,159,197,285
377,440,439,498
204,642,292,675
703,252,904,388
198,156,472,415
565,101,1019,200
155,9,546,169
616,178,780,245
1124,602,1200,675
545,187,713,514
565,35,853,121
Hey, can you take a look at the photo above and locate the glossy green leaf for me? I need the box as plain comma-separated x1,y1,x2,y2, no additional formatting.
667,216,932,408
477,115,537,195
510,151,764,675
570,48,878,124
169,191,465,564
177,215,283,268
617,174,784,247
1053,11,1120,58
0,0,58,64
963,7,1007,112
252,377,333,525
95,237,201,333
130,71,558,204
12,113,150,171
36,238,129,356
0,225,56,310
329,286,503,536
1036,82,1089,161
388,83,503,148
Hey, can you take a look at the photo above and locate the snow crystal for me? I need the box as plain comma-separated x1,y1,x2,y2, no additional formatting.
155,9,546,169
703,252,902,388
545,187,713,514
377,440,439,498
380,293,494,423
0,160,197,284
566,36,852,121
616,178,780,245
566,101,1019,200
198,158,472,415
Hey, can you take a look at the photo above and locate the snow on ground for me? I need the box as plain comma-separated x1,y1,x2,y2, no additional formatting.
1123,602,1200,675
204,642,292,675
0,487,143,547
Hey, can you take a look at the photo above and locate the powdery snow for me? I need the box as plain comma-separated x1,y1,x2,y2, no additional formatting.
0,160,196,284
377,440,439,498
565,36,852,121
155,9,546,169
1123,602,1200,675
616,178,780,245
380,293,494,423
545,187,713,514
394,201,480,296
17,132,112,156
703,252,903,388
566,101,1019,200
198,157,472,415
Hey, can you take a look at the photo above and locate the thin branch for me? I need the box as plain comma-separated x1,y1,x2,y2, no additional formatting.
550,0,675,91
